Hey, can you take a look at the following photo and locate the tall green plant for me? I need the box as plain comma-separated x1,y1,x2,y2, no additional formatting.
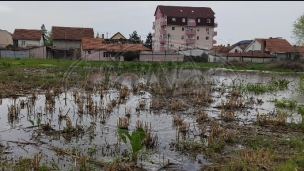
117,128,146,163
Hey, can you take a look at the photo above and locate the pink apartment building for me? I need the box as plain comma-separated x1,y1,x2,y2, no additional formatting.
152,5,217,52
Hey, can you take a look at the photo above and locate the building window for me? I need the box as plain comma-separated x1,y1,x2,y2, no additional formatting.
198,19,200,23
181,35,184,39
207,19,211,23
182,18,185,22
206,28,210,32
103,52,109,57
197,28,199,31
21,41,25,45
172,18,176,22
235,49,238,53
171,44,174,47
88,51,91,54
172,27,175,30
197,36,199,40
206,36,209,40
182,27,184,31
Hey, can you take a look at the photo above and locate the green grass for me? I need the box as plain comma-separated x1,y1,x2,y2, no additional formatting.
274,98,297,108
0,58,301,72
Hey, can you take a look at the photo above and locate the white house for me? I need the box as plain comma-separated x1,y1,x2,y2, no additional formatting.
244,37,293,60
12,29,44,48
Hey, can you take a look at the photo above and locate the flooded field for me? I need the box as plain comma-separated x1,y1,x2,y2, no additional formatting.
1,67,304,170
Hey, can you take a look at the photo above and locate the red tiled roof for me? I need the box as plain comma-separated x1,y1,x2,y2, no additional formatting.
297,46,304,55
52,26,94,40
155,5,215,18
12,29,42,40
82,38,150,52
222,52,276,58
256,38,293,53
82,38,105,50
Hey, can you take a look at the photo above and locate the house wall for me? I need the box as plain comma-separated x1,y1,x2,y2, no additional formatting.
245,39,261,52
53,40,81,49
208,55,274,63
28,46,47,58
111,34,126,40
0,30,13,47
18,39,41,48
80,50,115,61
229,46,243,53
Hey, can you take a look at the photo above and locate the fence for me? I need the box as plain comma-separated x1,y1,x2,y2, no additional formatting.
0,46,53,59
139,52,184,62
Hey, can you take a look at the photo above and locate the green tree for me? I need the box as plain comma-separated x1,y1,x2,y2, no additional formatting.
44,31,52,46
144,32,152,49
129,31,141,41
292,14,304,45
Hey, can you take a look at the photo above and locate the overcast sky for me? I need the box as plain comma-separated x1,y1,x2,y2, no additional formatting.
0,1,303,45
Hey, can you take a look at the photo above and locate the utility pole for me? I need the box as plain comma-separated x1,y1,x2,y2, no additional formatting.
106,32,108,39
167,33,170,52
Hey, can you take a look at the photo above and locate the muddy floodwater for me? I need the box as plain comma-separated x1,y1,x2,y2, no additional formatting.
1,68,304,171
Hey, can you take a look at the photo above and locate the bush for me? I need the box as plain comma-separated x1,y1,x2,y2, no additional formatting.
184,53,209,62
123,51,139,61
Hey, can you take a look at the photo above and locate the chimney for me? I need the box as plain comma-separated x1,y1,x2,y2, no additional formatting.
269,37,272,39
227,44,230,47
261,40,266,54
102,34,104,39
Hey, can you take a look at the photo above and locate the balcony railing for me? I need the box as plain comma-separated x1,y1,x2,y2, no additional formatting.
159,38,166,44
186,30,196,35
160,21,166,27
213,40,217,44
186,39,195,44
152,33,155,37
160,29,166,35
214,23,218,28
160,46,166,52
187,21,196,26
213,31,217,37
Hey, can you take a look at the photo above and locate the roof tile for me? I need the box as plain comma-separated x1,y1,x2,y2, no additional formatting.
12,29,42,40
52,26,94,40
157,5,215,18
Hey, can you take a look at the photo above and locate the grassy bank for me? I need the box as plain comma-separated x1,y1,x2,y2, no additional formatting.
0,58,303,72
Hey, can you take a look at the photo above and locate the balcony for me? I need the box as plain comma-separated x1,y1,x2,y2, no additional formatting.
152,25,155,30
186,39,195,44
160,29,166,35
186,30,196,35
152,33,155,37
160,46,166,52
213,40,217,44
213,31,217,37
187,21,196,27
214,23,218,28
159,38,166,44
160,21,167,27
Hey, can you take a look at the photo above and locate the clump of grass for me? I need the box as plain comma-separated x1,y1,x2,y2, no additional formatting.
274,98,297,108
168,99,186,110
196,111,208,122
172,115,183,125
256,109,288,126
117,117,130,130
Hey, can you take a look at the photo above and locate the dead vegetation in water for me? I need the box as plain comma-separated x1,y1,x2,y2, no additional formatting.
256,109,288,126
119,86,129,99
168,99,187,110
150,98,161,109
118,117,130,130
217,97,245,110
196,111,208,122
221,109,235,122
